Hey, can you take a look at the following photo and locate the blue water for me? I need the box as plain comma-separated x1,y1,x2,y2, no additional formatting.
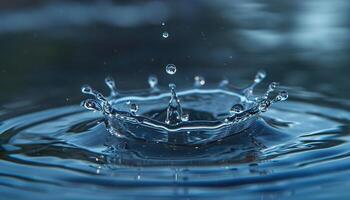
1,1,350,199
1,86,350,199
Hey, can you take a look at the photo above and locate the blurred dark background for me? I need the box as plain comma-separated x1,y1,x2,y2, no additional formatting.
0,0,349,107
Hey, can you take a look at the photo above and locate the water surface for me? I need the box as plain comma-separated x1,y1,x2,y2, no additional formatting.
1,1,350,199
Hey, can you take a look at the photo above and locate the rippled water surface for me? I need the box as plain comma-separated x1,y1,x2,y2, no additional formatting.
1,0,350,199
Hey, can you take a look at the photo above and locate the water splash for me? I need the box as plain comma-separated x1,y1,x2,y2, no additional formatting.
165,83,185,125
81,70,288,145
165,64,176,75
162,31,169,38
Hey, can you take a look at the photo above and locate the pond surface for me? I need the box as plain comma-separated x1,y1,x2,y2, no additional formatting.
1,1,350,199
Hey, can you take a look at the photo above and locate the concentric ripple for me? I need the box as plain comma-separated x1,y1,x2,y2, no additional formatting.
1,89,350,199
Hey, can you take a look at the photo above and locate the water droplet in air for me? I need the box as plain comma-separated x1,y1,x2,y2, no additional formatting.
161,22,165,26
194,76,205,87
230,104,244,115
166,64,177,75
148,75,158,89
130,103,139,114
162,31,169,38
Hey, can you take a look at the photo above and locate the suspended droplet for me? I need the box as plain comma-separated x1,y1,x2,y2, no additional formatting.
230,104,244,115
148,75,158,89
194,76,205,87
130,103,139,114
161,22,165,26
254,70,266,83
166,64,177,75
162,31,169,38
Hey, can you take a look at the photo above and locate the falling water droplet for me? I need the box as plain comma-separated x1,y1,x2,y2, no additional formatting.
130,103,139,114
162,31,169,38
194,76,205,87
161,22,165,26
230,104,244,115
166,64,177,75
148,75,158,89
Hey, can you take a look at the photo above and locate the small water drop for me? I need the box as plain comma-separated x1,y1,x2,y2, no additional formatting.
254,70,266,83
230,104,244,115
166,64,177,75
161,22,165,26
194,76,205,87
162,31,169,38
130,103,139,114
148,75,158,89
